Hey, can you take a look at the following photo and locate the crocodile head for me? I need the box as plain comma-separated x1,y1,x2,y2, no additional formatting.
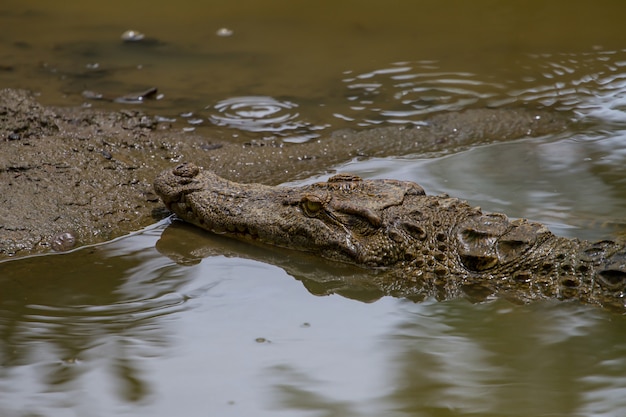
154,162,437,267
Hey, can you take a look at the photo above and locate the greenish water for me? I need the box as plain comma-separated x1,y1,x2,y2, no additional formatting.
2,1,626,416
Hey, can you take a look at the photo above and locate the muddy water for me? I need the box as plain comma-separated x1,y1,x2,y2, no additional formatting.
3,0,626,416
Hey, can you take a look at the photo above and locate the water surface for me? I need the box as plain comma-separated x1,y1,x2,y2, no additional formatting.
2,1,626,415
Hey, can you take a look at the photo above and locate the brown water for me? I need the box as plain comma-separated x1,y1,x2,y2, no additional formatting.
3,1,626,416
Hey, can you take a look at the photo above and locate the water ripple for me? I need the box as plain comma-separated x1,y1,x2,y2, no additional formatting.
208,96,325,142
337,50,626,129
491,49,626,127
337,61,505,127
24,292,187,327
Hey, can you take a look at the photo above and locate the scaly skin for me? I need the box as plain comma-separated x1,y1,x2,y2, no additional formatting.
154,163,626,311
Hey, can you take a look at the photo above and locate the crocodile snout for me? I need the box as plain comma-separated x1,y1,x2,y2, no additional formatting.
153,163,204,209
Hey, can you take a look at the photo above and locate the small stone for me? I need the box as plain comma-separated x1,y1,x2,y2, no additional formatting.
51,232,77,252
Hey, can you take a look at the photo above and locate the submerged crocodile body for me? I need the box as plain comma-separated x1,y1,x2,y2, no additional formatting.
154,163,626,311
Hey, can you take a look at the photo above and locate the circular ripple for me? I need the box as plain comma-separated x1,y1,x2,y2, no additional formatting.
208,96,322,141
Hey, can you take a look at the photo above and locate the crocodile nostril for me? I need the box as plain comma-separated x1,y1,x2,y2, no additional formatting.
173,162,200,178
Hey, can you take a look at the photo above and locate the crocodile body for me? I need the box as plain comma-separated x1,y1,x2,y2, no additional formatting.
154,163,626,310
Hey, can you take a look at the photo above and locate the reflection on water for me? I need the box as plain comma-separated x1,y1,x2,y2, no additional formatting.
0,226,187,410
2,223,626,416
388,300,626,416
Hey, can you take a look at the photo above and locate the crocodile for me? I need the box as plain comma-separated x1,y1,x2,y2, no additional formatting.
154,162,626,311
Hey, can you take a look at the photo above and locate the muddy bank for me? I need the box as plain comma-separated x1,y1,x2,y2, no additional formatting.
0,89,569,260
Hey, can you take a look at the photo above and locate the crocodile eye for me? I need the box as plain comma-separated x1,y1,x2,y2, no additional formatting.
301,195,324,217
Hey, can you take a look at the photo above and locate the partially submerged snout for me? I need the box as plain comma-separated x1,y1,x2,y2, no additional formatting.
153,162,203,209
154,162,282,236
